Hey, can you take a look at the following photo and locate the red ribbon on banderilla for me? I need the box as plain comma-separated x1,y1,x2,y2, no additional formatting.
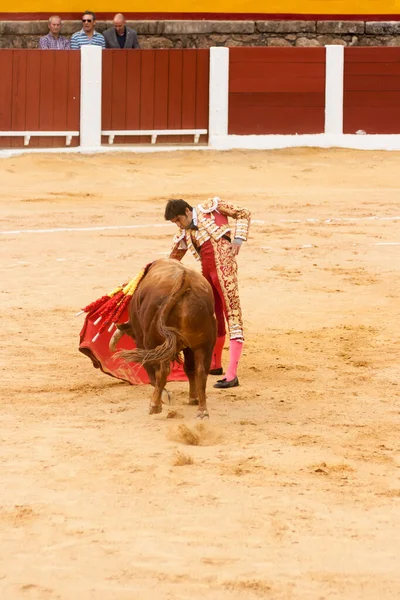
76,264,150,342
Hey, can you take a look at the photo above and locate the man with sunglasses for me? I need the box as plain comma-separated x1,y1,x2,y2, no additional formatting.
71,11,106,49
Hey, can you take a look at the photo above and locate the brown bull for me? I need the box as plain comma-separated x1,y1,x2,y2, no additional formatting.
111,258,217,418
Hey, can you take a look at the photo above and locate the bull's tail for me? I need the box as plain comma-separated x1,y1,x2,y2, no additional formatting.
118,266,189,368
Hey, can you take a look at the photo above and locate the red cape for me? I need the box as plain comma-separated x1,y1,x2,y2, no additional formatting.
79,305,187,385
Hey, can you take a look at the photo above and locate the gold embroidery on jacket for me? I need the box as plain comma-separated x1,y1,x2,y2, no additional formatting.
211,238,244,340
169,197,251,263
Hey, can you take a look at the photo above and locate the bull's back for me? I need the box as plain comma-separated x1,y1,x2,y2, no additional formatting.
131,259,216,348
136,259,192,306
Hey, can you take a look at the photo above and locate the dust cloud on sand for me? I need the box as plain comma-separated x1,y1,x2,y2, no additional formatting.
1,149,400,599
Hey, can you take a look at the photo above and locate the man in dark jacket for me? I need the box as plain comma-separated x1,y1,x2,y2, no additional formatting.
103,13,140,49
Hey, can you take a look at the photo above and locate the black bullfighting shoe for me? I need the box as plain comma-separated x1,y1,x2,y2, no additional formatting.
209,367,223,376
213,377,239,389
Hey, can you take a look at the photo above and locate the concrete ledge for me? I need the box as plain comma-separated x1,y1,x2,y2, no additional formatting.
316,21,365,34
133,21,165,35
0,21,47,34
164,21,255,34
366,21,400,35
256,20,315,33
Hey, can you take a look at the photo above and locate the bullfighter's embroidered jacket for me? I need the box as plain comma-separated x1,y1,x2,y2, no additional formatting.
169,196,251,261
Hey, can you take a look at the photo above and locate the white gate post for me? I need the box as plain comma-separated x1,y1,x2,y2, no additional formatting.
209,47,230,146
325,45,345,135
80,46,102,149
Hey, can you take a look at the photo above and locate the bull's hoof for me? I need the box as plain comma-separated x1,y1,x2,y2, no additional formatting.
196,410,210,419
149,403,162,415
188,398,199,406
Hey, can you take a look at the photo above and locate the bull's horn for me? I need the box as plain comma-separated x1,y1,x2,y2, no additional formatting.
109,328,124,352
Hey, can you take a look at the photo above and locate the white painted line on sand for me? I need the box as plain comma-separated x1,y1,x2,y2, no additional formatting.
0,223,174,236
3,240,399,268
324,216,400,223
1,214,399,237
375,242,400,246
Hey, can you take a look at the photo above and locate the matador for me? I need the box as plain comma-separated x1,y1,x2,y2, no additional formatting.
164,196,251,389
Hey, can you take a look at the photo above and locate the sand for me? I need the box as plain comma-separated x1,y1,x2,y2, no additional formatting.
1,148,399,600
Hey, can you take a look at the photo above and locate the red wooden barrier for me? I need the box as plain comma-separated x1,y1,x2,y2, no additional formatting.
343,48,400,134
228,47,326,135
101,49,209,144
0,50,80,148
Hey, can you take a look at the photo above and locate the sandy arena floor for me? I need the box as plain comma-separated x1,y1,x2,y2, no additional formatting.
1,148,400,600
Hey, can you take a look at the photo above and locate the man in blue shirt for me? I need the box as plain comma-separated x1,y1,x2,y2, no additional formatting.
71,11,106,49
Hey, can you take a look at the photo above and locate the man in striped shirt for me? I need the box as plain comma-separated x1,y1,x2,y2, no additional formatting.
39,16,70,49
70,11,106,49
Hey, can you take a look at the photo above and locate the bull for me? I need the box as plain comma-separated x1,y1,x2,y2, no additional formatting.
110,258,217,418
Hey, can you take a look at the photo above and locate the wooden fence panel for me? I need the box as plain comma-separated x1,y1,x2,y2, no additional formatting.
66,51,80,138
0,50,80,149
153,50,169,130
25,51,41,147
0,51,13,147
166,50,184,143
125,52,143,143
101,49,210,145
39,52,55,147
101,50,113,132
228,47,326,135
140,50,156,130
11,50,28,147
195,49,210,143
182,51,198,130
344,48,400,134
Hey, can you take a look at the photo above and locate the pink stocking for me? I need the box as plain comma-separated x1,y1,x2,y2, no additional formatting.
225,340,243,381
211,335,225,370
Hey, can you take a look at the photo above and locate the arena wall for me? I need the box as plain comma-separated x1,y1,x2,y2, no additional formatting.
2,20,400,51
1,46,400,152
1,0,400,20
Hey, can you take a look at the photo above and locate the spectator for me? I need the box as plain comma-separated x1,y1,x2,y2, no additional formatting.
103,13,140,49
39,16,70,49
70,11,106,49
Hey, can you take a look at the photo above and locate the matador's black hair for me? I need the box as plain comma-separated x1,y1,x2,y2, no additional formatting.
164,199,193,220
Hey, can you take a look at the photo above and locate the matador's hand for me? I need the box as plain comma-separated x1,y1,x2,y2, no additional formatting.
231,238,242,255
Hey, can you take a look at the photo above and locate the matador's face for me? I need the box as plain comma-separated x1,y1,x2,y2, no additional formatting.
170,208,193,230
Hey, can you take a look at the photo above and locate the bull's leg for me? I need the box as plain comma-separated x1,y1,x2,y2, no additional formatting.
145,365,171,408
149,362,169,415
194,346,212,419
183,348,198,406
144,365,156,387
